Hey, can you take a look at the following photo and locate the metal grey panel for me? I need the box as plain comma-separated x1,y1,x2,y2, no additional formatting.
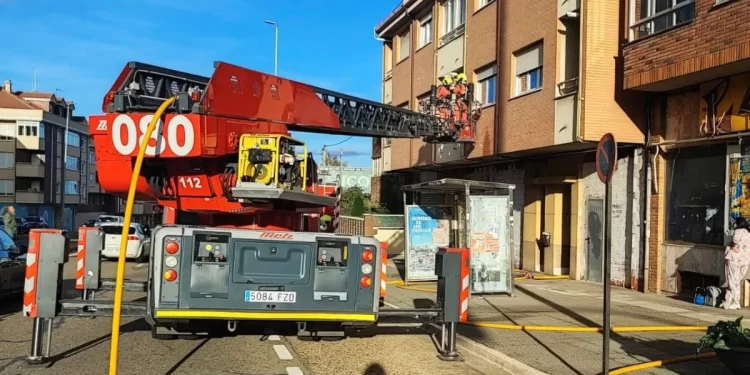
83,229,103,289
232,242,311,285
35,232,67,318
163,226,378,315
586,199,604,283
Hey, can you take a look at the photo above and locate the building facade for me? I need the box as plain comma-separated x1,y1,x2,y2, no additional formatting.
373,0,650,289
623,0,750,293
0,79,119,232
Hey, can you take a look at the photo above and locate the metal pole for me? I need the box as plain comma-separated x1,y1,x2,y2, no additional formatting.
27,317,44,363
264,20,278,76
602,179,612,375
61,102,70,230
44,318,53,357
274,24,279,76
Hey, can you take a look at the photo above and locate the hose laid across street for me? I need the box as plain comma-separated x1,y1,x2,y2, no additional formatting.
608,352,716,374
386,280,708,333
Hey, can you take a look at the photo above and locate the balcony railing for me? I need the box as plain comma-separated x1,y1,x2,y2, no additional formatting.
15,190,44,204
557,77,579,97
630,0,695,41
15,162,45,178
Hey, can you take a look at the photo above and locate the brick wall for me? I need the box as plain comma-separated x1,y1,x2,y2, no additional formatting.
624,0,750,89
496,0,558,153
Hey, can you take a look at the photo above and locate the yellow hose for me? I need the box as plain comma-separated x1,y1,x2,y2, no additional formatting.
108,97,176,375
388,281,707,333
609,352,716,374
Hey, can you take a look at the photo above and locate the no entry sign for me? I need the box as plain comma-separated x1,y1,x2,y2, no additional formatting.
595,133,617,184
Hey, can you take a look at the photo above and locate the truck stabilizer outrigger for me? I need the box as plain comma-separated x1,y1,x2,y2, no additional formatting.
21,227,471,364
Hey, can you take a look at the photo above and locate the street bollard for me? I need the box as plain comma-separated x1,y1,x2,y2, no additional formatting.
23,229,68,364
380,241,388,300
435,247,470,361
76,227,102,300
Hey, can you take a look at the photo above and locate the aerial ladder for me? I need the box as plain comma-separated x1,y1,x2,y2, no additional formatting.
21,61,478,373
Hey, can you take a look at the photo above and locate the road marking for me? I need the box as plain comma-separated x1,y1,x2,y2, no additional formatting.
274,344,294,360
268,335,281,341
286,367,304,375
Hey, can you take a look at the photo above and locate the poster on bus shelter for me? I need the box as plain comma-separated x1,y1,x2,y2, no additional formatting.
404,205,453,282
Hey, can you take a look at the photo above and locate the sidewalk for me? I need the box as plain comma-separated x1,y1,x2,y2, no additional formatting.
385,258,747,375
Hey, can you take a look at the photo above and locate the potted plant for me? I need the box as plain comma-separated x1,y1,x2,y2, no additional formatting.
698,317,750,375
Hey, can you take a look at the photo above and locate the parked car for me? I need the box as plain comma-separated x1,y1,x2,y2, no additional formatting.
95,215,124,226
24,216,49,230
0,228,26,298
99,223,150,261
15,217,30,235
83,219,97,227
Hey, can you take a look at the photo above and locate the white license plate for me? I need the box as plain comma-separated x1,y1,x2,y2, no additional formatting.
244,291,297,303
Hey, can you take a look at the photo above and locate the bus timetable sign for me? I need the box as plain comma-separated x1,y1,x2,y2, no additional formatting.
595,133,617,184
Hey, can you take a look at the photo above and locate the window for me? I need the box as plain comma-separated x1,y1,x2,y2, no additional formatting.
89,150,95,163
0,180,14,196
0,122,14,141
65,156,80,171
39,123,45,139
398,28,411,61
441,0,465,36
0,152,13,169
418,13,433,49
89,173,96,184
67,132,81,147
384,43,393,73
666,144,726,246
475,65,497,106
633,0,695,40
17,121,38,137
514,43,544,96
64,180,78,195
478,0,494,8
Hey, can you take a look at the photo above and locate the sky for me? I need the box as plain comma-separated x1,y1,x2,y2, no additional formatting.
0,0,395,167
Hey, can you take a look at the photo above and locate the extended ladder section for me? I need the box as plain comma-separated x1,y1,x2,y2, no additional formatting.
102,61,473,143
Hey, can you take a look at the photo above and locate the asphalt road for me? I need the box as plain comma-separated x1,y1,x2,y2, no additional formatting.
0,258,506,375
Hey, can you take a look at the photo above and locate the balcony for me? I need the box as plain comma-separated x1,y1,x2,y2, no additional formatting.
623,0,750,91
554,78,579,145
629,0,695,42
16,137,45,151
558,0,580,18
15,190,44,204
15,163,45,178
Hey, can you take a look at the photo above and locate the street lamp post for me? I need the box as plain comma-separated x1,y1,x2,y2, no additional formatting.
55,89,71,231
264,20,279,76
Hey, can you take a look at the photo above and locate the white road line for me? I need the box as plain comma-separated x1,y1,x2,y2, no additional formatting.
274,344,294,360
267,335,281,341
286,367,304,375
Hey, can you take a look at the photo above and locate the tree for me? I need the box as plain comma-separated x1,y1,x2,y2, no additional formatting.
340,186,390,216
325,154,348,167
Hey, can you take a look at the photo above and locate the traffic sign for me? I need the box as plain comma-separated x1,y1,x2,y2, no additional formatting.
595,133,617,184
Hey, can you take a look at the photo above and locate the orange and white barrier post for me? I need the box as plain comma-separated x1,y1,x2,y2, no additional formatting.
379,242,389,300
458,248,470,323
75,227,86,290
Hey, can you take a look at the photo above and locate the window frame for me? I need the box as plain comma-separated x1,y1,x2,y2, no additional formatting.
418,12,433,49
665,144,728,246
441,0,466,37
632,0,695,40
64,180,79,195
67,132,81,148
477,0,495,10
513,43,544,97
0,152,14,169
475,65,497,106
398,28,411,62
65,155,80,171
0,180,14,196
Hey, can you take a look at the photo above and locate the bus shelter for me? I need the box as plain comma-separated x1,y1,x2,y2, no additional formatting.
401,178,515,296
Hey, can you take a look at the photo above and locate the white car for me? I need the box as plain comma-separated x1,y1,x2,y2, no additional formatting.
99,223,150,261
95,215,124,226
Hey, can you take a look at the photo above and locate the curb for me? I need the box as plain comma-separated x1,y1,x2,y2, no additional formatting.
383,301,549,375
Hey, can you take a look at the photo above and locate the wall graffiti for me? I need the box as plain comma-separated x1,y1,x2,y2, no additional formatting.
700,73,750,137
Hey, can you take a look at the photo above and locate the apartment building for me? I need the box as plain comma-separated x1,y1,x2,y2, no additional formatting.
373,0,648,289
622,0,750,294
0,79,118,232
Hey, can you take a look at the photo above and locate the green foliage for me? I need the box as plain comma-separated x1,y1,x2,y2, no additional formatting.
339,186,390,216
698,317,750,351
